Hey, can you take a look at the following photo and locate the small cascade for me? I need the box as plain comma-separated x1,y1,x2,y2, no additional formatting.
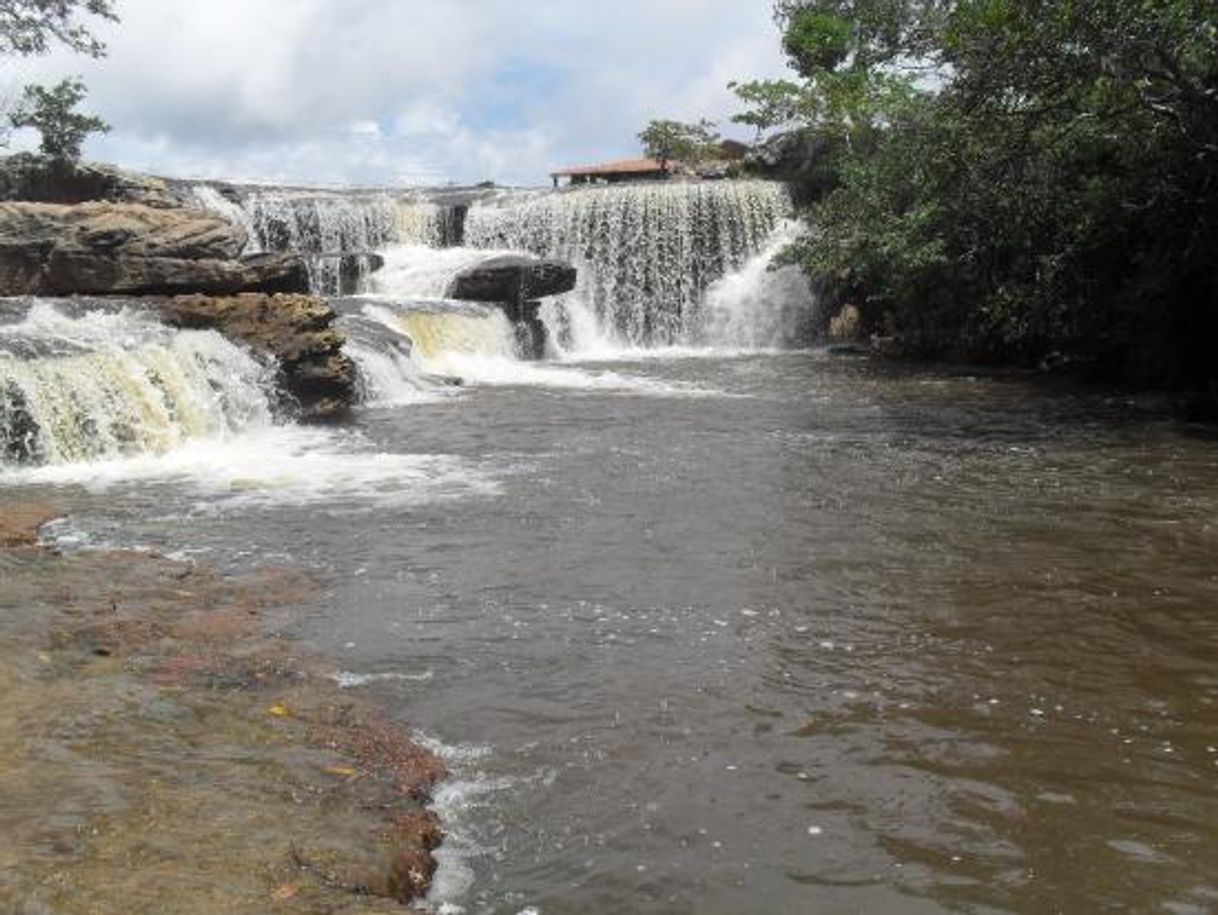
464,180,792,347
336,309,455,405
355,300,518,379
188,186,461,295
0,303,273,466
368,245,513,299
189,185,261,251
698,220,817,349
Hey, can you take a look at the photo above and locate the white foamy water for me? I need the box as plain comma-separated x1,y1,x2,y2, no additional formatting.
369,244,514,299
332,670,436,688
465,180,794,346
0,425,499,511
0,303,273,467
699,220,817,349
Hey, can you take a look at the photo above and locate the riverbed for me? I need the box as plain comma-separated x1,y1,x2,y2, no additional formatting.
6,350,1217,914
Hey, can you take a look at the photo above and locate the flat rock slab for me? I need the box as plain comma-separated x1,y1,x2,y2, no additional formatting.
447,254,576,303
0,201,308,296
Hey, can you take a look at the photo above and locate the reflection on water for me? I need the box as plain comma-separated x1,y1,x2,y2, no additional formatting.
7,353,1218,914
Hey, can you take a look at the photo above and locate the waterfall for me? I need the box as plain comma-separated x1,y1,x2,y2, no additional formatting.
0,302,273,466
189,186,458,295
699,220,817,349
367,245,513,299
464,180,793,347
188,177,815,357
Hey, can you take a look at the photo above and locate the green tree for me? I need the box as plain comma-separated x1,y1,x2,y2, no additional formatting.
10,78,108,163
728,79,807,140
638,118,722,168
1,0,117,153
0,0,118,58
749,0,1218,383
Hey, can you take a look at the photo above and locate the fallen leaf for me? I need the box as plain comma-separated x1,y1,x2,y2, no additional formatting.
271,883,298,902
268,703,292,718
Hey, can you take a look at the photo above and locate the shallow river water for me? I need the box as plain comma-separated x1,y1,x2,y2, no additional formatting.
8,351,1218,914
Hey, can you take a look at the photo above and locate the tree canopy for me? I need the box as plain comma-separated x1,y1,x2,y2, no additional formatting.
1,0,117,162
638,119,722,166
11,78,107,162
0,0,118,58
741,0,1218,384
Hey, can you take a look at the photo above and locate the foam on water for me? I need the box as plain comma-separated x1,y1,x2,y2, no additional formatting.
0,425,500,511
699,219,817,349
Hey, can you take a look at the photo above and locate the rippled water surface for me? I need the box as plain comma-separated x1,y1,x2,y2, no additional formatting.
11,352,1218,914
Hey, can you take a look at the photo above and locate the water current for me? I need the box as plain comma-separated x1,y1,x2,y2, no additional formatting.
2,181,1216,913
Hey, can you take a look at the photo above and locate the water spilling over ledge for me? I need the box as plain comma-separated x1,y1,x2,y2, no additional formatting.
0,303,272,465
465,180,795,346
188,178,812,353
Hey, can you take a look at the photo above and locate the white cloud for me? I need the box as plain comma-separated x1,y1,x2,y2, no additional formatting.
5,0,793,186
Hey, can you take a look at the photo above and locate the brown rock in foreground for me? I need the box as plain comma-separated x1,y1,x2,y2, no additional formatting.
0,200,308,297
0,501,445,914
153,293,356,420
0,501,58,548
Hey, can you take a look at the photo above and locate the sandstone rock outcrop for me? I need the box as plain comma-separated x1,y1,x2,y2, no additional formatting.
0,201,308,297
0,153,182,208
447,254,577,305
153,293,355,420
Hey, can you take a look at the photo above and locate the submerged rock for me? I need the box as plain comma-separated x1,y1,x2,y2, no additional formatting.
0,201,308,296
153,293,356,420
448,254,577,304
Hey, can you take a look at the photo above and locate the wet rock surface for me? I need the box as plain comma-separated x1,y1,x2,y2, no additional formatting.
0,501,444,914
0,201,308,297
152,293,357,420
448,254,577,304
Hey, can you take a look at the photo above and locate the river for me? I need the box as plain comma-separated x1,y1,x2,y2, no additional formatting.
2,180,1217,914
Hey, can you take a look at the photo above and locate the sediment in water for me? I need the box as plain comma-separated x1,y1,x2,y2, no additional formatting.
0,501,444,914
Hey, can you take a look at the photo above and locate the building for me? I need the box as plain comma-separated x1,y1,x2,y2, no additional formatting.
550,158,676,188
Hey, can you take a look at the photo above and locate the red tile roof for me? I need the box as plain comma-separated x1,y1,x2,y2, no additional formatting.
550,158,675,178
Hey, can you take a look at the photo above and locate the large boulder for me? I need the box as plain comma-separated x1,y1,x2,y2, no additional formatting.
0,201,308,296
152,293,355,421
447,254,576,305
0,153,182,208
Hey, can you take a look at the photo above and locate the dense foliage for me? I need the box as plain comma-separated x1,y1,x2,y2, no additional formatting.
742,1,1218,383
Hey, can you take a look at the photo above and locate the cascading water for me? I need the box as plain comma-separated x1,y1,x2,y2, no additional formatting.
698,220,817,350
189,186,457,295
190,177,817,388
464,180,797,347
0,302,273,466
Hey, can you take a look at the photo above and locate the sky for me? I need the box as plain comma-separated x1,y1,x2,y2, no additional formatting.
4,0,793,188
